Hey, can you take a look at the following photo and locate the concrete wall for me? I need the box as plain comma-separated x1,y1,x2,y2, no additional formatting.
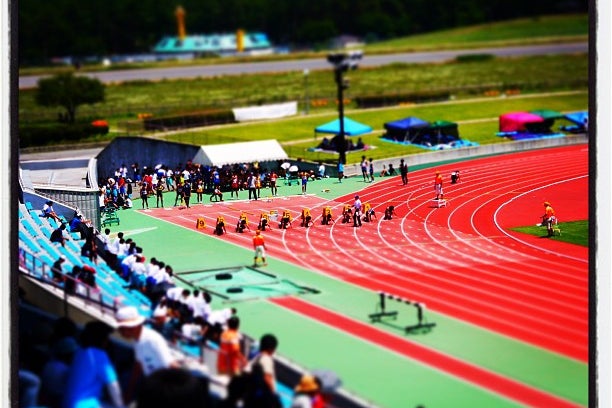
96,136,201,181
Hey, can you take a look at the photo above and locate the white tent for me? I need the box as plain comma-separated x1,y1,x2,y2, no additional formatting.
193,139,288,167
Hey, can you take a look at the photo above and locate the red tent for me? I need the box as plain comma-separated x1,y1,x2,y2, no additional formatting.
499,112,544,133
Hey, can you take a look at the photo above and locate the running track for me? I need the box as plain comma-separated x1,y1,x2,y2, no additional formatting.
143,144,589,406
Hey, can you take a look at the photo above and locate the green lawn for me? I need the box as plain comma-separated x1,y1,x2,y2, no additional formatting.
163,90,588,164
510,220,588,246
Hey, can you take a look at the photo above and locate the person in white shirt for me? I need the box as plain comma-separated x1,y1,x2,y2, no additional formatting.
115,306,180,403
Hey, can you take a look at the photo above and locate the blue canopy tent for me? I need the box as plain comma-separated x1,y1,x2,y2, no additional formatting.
561,111,588,133
382,117,429,142
314,118,373,136
314,118,373,153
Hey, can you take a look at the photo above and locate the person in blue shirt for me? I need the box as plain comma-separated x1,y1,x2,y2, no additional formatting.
337,161,344,183
63,321,125,408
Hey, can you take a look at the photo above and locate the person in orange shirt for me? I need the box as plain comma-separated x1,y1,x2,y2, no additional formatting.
253,229,267,266
434,171,444,200
217,316,246,377
541,201,556,237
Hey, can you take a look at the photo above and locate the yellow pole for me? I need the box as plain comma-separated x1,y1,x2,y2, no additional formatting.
236,29,245,52
176,6,186,41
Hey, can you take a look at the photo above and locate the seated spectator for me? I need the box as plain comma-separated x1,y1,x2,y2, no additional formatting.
379,165,388,177
81,235,98,264
291,374,323,408
136,368,210,408
68,211,92,240
355,137,365,150
50,224,68,247
388,164,397,176
210,186,224,202
78,265,97,288
42,200,62,223
50,256,66,282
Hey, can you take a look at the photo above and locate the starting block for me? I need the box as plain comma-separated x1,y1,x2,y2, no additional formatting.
432,199,447,208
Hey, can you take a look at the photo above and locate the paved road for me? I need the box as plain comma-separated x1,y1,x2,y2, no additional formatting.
19,42,587,89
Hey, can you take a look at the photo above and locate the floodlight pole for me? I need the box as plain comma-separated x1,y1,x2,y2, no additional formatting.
335,67,347,165
328,51,362,166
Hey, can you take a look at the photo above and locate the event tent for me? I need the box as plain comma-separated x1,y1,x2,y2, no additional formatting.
192,140,288,167
314,117,373,137
383,117,429,142
383,117,461,146
499,112,545,133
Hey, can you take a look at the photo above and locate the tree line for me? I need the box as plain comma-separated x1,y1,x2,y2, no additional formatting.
19,0,586,66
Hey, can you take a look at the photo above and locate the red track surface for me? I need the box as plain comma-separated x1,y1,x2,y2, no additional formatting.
147,145,589,366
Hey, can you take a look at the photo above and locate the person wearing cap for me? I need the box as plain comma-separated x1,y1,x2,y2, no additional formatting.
290,374,323,408
63,321,125,408
253,229,268,267
115,306,180,402
541,201,557,237
352,195,362,227
434,170,444,200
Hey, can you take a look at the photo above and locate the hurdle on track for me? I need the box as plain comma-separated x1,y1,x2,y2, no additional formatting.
369,291,436,333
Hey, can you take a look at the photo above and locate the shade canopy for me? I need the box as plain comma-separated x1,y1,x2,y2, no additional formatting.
193,140,288,167
315,117,373,136
530,109,564,120
499,112,545,133
565,111,588,125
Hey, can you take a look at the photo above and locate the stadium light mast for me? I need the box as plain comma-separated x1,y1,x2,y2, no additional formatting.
326,50,363,166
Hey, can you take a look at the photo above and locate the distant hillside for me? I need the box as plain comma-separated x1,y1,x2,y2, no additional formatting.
18,0,587,66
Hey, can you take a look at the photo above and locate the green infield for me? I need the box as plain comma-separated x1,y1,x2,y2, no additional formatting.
510,220,588,247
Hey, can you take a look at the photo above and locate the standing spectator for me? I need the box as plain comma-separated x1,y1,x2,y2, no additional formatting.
140,182,149,209
247,173,257,201
243,333,280,408
174,181,184,207
183,181,192,208
230,174,240,199
269,171,278,196
155,179,165,208
368,158,375,182
252,229,268,267
217,316,247,377
115,306,180,403
400,159,409,185
196,179,205,203
352,195,363,228
165,167,174,191
50,224,69,247
317,162,325,179
434,170,443,200
62,321,125,408
337,160,344,183
360,156,368,183
301,172,308,195
42,200,62,223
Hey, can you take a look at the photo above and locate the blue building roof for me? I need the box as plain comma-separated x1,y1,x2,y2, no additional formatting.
153,32,272,55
